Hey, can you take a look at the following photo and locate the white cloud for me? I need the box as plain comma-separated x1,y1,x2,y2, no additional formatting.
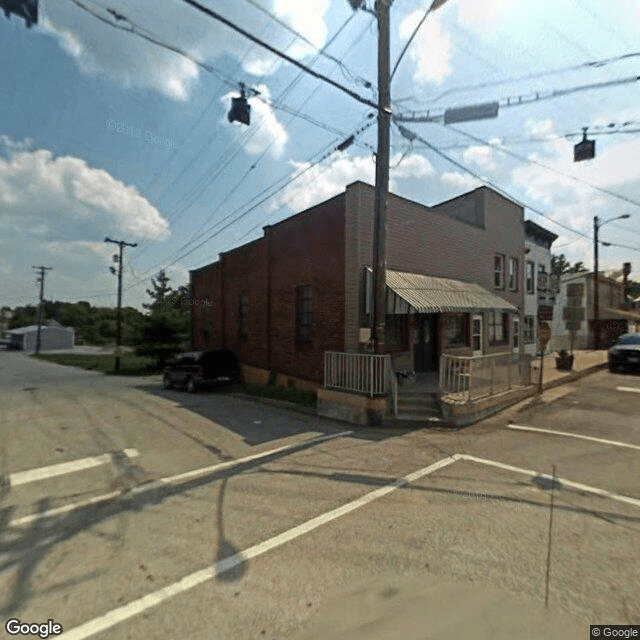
398,10,453,84
0,143,169,242
224,85,288,159
441,171,482,191
276,152,433,212
462,145,496,170
455,0,510,27
39,0,331,101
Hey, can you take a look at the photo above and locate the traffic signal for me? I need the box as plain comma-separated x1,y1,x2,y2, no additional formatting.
0,0,38,28
228,85,250,126
574,128,595,162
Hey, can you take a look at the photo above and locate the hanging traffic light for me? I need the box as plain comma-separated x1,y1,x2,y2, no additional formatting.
574,127,595,162
0,0,38,28
228,84,251,126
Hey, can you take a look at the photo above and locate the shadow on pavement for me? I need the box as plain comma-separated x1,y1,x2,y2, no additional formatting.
133,382,414,446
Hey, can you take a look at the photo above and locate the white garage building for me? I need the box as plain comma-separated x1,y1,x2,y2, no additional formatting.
8,320,74,351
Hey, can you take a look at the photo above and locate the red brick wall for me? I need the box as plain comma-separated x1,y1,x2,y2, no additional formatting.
190,262,222,349
191,194,346,383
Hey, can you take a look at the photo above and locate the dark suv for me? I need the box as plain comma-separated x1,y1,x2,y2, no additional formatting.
163,349,241,392
608,333,640,372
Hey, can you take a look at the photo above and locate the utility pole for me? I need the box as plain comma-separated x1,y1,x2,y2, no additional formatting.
371,0,391,353
105,237,137,373
593,216,600,350
32,265,52,355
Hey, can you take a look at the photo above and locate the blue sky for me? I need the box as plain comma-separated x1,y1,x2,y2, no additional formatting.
1,0,639,310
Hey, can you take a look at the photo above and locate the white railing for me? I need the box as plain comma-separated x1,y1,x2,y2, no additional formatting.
440,352,533,402
324,351,392,397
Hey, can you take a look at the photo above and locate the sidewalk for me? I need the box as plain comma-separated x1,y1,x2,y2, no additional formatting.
530,349,609,391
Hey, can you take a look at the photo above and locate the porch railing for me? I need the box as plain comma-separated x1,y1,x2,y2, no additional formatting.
440,352,533,402
324,351,393,398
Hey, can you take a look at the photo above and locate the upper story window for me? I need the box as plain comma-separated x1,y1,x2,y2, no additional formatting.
526,261,535,294
494,254,505,289
508,257,518,291
296,285,312,345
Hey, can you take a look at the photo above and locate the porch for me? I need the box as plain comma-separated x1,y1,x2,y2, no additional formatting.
321,350,535,427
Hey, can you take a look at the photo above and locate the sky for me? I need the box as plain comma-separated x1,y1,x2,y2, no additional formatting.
1,0,639,311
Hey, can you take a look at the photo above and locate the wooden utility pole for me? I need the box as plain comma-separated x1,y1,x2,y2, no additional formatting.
32,265,52,355
371,0,391,353
104,237,137,373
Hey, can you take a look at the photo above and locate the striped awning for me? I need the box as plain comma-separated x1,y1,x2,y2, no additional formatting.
386,269,517,313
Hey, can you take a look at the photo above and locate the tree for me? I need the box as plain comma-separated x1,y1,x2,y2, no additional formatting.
135,272,190,366
143,270,172,313
551,254,589,279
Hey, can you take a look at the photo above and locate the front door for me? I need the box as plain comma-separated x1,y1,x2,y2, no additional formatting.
413,314,438,372
512,318,520,354
472,314,483,357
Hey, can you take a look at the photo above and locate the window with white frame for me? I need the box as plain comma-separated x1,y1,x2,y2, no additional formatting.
494,254,505,289
524,316,536,344
526,261,535,294
508,257,518,291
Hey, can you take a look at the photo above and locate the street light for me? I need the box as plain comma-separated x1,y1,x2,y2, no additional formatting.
593,214,630,349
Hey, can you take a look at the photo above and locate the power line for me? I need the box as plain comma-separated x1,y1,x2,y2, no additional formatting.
394,122,592,241
396,51,640,106
445,124,640,210
179,0,378,110
394,75,640,123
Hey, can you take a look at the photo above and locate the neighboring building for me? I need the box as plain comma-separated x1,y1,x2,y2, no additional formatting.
550,271,634,350
523,220,558,356
7,319,74,351
191,181,525,387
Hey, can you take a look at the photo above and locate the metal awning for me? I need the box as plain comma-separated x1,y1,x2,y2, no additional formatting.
386,269,517,313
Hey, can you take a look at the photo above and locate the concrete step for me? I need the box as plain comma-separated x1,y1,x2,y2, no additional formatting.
384,414,450,428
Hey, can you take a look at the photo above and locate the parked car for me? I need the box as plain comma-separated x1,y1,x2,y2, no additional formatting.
163,349,241,392
608,333,640,372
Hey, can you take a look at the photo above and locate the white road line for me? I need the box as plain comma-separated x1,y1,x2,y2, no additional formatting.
456,454,640,509
60,456,457,640
508,424,640,452
8,449,140,487
617,386,640,394
8,431,353,528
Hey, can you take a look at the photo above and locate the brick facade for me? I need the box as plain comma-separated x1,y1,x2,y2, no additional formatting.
191,194,346,383
192,181,525,384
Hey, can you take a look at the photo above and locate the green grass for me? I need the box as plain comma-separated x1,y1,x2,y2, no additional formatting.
33,353,162,376
235,382,317,408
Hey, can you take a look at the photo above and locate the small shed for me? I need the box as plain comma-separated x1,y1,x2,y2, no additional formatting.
8,320,74,351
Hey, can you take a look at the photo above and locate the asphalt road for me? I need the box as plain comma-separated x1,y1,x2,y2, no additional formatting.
1,351,639,639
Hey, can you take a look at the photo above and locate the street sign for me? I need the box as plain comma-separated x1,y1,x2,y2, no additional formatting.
538,322,552,350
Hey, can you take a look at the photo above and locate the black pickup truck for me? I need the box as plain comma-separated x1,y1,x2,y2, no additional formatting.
162,349,241,392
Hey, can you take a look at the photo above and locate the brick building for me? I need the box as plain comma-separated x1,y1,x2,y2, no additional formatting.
190,181,525,388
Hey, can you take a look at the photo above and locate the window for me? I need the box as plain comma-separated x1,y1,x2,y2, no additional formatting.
202,302,212,340
238,294,248,343
524,316,536,344
488,311,509,345
296,285,312,344
443,314,469,347
494,254,505,289
508,257,518,291
526,261,535,294
361,266,372,327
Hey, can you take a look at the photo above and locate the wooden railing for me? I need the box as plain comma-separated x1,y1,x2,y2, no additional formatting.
440,352,533,402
